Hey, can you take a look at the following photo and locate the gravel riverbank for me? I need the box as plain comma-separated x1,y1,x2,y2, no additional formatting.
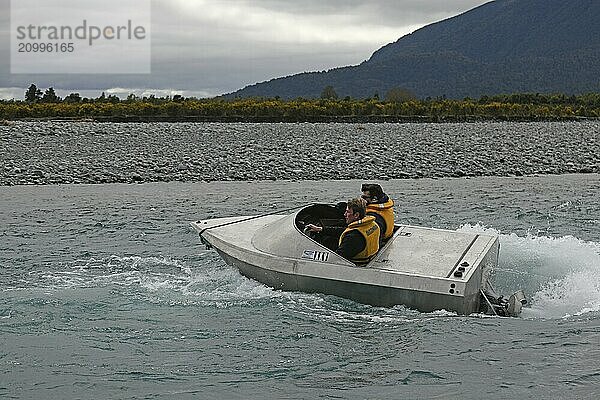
1,121,598,185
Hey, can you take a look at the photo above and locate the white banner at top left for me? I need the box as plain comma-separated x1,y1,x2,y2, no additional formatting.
10,0,151,74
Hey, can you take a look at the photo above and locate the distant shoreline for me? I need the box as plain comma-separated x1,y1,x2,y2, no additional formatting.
3,93,600,123
3,115,598,123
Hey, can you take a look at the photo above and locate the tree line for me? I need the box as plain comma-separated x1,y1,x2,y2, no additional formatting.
1,83,600,121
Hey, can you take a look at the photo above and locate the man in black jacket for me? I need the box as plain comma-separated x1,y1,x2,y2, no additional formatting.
305,198,380,264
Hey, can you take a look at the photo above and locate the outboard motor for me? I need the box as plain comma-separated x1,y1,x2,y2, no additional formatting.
481,284,527,317
506,290,527,316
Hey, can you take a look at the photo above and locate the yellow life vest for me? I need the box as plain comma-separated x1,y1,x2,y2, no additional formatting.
339,215,380,265
366,198,395,239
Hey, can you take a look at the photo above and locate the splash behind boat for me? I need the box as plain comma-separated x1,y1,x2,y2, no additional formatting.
191,204,525,316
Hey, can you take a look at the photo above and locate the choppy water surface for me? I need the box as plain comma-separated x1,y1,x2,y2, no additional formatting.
1,175,599,399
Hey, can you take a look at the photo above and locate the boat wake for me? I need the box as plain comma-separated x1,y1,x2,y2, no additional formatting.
10,224,598,320
458,223,600,319
10,251,292,308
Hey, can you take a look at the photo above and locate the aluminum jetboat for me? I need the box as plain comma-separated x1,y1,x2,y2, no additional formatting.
191,203,525,316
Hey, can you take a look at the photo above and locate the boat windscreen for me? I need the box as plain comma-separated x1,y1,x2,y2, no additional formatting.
295,203,345,231
295,204,347,251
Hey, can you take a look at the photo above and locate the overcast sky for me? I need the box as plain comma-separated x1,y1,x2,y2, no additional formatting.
0,0,490,100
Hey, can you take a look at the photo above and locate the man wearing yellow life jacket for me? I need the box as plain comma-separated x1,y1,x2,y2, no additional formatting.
306,198,380,265
361,183,395,241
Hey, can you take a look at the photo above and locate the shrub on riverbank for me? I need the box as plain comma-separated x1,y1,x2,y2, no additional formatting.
2,92,600,121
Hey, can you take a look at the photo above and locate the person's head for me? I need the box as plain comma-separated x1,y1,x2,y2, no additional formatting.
361,183,384,203
344,197,366,224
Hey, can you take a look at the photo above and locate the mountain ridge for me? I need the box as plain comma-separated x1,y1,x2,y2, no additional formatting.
226,0,600,99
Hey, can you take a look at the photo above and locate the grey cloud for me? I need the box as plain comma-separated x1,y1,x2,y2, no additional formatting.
224,0,490,26
1,0,490,97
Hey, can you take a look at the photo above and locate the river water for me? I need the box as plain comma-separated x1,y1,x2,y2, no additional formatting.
1,175,599,399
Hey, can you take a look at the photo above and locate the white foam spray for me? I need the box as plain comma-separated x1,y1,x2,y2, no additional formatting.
459,223,600,319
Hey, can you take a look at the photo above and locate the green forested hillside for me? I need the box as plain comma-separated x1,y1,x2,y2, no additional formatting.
227,0,600,99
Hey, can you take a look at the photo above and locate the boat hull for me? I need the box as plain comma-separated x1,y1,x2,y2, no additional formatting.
191,206,500,315
217,248,481,312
